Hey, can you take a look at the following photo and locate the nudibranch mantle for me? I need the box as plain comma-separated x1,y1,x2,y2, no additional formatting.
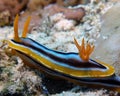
8,39,115,78
7,15,120,92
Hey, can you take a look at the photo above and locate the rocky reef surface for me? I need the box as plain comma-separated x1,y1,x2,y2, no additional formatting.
0,0,120,96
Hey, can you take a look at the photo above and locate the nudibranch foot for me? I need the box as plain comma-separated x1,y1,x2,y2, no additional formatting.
10,49,120,93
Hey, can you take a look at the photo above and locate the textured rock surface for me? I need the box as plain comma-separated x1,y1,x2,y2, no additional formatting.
92,3,120,75
0,0,87,26
0,0,119,96
0,0,29,26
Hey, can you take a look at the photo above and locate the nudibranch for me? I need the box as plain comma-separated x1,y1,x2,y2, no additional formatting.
8,15,120,92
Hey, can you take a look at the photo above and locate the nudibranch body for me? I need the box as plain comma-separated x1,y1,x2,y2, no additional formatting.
8,15,120,92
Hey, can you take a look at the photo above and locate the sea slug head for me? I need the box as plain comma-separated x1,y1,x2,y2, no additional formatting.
7,14,31,54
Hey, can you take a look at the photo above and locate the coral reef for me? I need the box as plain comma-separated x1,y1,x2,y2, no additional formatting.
50,13,76,31
0,0,88,26
43,4,85,21
0,0,28,26
27,0,89,11
0,0,120,96
19,4,85,33
0,41,42,96
0,10,10,26
92,3,120,75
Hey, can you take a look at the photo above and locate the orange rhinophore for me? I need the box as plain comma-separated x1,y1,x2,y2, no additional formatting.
22,16,31,38
14,14,19,41
14,14,31,41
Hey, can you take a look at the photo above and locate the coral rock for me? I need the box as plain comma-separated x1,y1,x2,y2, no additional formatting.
92,3,120,75
27,0,89,11
0,0,29,26
54,19,76,31
43,5,85,21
